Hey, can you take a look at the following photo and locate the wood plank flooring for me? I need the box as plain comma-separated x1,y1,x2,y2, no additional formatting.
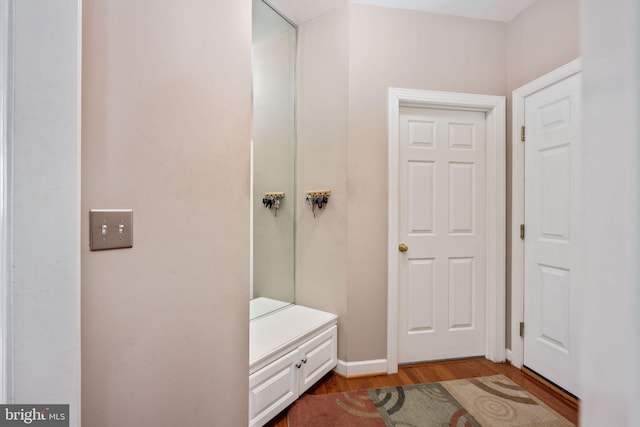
266,358,579,426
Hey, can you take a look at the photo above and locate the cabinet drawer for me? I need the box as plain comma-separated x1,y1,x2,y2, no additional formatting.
249,349,299,427
298,325,338,394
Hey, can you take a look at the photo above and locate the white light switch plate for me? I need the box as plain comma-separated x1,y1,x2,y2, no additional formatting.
89,209,133,251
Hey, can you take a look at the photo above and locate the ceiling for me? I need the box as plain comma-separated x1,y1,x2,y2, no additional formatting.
266,0,536,26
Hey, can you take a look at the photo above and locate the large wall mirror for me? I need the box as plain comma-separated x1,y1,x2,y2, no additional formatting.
251,0,296,319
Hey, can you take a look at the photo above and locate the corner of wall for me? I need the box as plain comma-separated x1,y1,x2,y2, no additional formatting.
295,5,350,360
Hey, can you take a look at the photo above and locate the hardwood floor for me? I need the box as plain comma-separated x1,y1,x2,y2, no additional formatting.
266,358,579,426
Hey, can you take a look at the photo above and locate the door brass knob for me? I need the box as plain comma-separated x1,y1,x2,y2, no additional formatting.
398,243,409,253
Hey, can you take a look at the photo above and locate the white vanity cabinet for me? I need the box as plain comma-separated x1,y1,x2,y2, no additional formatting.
249,305,338,427
249,349,299,427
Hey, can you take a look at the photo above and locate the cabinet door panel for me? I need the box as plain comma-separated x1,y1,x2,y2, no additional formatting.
298,325,338,394
249,349,299,427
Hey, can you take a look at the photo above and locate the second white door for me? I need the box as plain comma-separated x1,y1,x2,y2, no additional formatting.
397,107,486,363
523,72,581,396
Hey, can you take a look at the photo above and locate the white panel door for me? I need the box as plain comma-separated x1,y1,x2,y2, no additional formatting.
524,73,581,396
398,107,486,363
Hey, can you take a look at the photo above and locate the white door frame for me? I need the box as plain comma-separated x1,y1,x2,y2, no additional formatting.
0,0,12,402
509,58,582,369
387,88,506,373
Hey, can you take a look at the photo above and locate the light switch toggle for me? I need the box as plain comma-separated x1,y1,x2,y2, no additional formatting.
90,209,133,251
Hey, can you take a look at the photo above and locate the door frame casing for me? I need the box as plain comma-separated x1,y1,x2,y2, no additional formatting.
509,58,582,368
0,0,12,402
387,88,506,373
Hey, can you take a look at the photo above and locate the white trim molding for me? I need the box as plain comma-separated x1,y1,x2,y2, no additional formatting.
387,88,506,374
0,0,13,403
335,359,388,378
510,58,582,369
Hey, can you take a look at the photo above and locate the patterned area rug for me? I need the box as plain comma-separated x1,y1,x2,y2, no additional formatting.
287,375,574,426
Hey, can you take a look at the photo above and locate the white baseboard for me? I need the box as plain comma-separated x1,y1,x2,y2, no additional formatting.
506,349,513,363
335,359,388,378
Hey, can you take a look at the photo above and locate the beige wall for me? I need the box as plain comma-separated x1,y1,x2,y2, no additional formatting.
81,0,251,425
295,4,506,362
505,0,580,348
507,0,580,92
346,5,507,361
295,6,350,359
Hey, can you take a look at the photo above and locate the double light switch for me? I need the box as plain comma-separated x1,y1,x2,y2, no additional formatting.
89,209,133,251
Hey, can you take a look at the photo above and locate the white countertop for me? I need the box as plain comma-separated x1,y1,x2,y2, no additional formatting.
250,304,338,373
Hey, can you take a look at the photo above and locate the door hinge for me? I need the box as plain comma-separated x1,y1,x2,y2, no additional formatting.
519,322,525,337
521,126,526,142
520,224,525,240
